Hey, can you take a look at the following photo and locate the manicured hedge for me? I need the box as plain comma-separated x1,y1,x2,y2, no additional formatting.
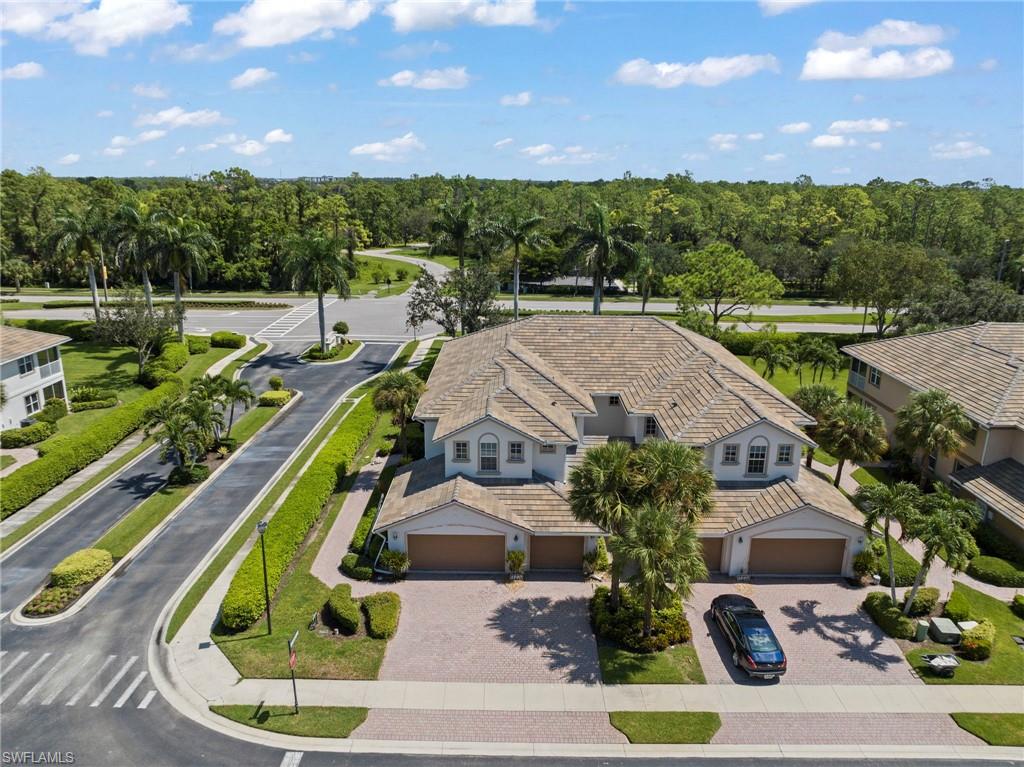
1,378,184,518
349,507,376,553
211,331,246,349
943,588,972,622
341,552,373,580
960,619,995,661
0,421,56,448
591,585,692,653
5,318,95,341
362,591,400,639
141,341,189,388
35,398,68,424
326,583,361,634
862,591,915,640
902,587,939,618
878,538,920,587
50,548,113,588
966,555,1024,588
219,397,379,631
1011,595,1024,620
185,334,211,354
258,390,292,407
974,523,1024,564
71,397,118,412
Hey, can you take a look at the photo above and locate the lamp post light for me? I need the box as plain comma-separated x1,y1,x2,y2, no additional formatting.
257,520,271,634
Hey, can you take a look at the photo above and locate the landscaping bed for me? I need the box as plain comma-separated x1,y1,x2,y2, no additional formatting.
609,711,721,744
303,340,362,362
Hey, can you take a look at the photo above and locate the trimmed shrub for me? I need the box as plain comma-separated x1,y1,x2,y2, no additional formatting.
362,591,400,639
186,334,211,354
0,421,56,448
326,583,361,634
878,538,920,587
168,463,211,486
211,331,246,349
973,523,1024,565
35,397,68,424
341,552,374,581
853,549,876,579
69,386,116,403
943,588,972,623
350,507,376,553
506,549,525,576
1,378,184,519
901,587,940,618
23,586,81,617
379,549,410,580
959,619,995,661
966,555,1024,588
5,318,95,341
219,396,378,631
304,343,355,361
71,397,118,412
590,586,692,653
268,375,284,391
332,321,349,335
1011,594,1024,620
141,342,189,388
50,548,113,588
862,591,915,640
583,538,610,575
258,390,292,407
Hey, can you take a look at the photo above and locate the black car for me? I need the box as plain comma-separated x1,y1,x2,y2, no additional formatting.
710,594,787,679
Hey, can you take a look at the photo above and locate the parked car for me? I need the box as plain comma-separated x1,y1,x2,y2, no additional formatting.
710,594,787,679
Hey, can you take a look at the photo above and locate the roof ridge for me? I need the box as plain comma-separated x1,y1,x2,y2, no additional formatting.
669,371,732,439
503,338,594,411
843,322,984,352
495,360,576,441
993,362,1024,421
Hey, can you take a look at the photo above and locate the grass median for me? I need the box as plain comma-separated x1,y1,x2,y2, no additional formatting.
950,713,1024,747
211,705,367,738
609,711,721,744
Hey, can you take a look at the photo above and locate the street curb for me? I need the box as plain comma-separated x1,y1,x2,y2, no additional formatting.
10,390,304,627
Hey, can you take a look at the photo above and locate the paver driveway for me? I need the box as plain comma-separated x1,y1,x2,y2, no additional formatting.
686,579,919,685
378,574,601,684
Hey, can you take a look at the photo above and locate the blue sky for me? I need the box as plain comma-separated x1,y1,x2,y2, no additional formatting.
2,1,1021,184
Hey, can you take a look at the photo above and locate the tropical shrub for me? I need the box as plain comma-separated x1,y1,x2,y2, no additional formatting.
326,583,361,634
332,321,349,335
853,549,877,579
0,421,56,448
902,586,940,617
943,589,972,622
50,548,113,588
23,586,82,616
506,549,525,575
862,592,915,639
959,619,995,661
966,555,1024,588
34,397,68,424
211,331,246,349
362,592,400,639
378,549,409,580
590,585,692,653
258,391,292,407
71,397,118,412
168,463,210,486
583,538,610,575
1011,594,1024,619
185,334,211,354
69,386,116,403
269,375,284,391
341,552,373,580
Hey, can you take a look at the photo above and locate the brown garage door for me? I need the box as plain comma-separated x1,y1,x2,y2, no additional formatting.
748,538,846,575
530,536,583,570
407,534,505,571
700,537,723,572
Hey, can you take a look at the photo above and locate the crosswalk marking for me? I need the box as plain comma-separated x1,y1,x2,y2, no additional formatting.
0,653,51,703
66,655,116,706
256,299,335,339
280,752,303,767
90,656,137,707
41,653,93,705
137,690,157,709
112,671,148,708
0,651,29,680
19,656,65,705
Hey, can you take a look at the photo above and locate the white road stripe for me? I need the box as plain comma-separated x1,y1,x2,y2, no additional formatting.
17,655,65,705
40,654,92,705
66,655,115,706
0,653,51,703
0,651,29,680
90,656,137,707
256,299,335,338
137,690,157,709
280,752,303,767
113,671,148,708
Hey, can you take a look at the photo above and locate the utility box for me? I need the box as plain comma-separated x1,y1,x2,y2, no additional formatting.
929,617,962,644
915,620,929,642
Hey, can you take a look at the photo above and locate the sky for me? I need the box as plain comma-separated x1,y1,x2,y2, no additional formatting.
1,0,1021,184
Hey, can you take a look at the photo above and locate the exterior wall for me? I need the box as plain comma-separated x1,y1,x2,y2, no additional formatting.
707,422,803,483
381,503,526,566
442,418,535,479
1,346,66,430
422,419,444,460
845,359,913,436
583,395,631,438
982,428,1024,465
533,442,566,482
988,509,1024,548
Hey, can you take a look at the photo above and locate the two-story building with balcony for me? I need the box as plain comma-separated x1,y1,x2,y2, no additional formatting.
843,322,1024,547
373,316,867,576
0,325,70,430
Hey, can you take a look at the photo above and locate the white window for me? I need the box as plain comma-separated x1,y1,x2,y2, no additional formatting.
644,416,657,437
539,444,556,454
609,395,621,407
453,441,469,462
17,355,34,375
24,391,41,414
43,382,65,401
746,443,768,475
36,347,60,366
479,439,498,472
869,366,881,387
722,444,739,464
508,441,524,462
776,444,793,465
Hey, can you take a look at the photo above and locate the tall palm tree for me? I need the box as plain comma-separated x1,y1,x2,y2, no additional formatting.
895,389,972,489
855,481,922,603
568,440,635,610
221,378,256,437
372,370,426,455
792,384,842,468
566,202,642,315
630,250,657,315
816,400,888,488
111,202,160,313
429,198,476,273
152,212,218,341
487,211,548,321
611,502,707,637
146,410,201,469
189,374,226,403
631,439,714,523
50,205,106,321
283,234,356,353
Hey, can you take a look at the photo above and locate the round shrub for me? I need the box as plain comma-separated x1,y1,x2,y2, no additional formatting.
326,583,361,634
268,375,284,391
379,550,410,580
168,463,211,486
901,586,940,617
258,390,292,408
341,552,373,581
362,591,400,639
943,588,972,622
959,619,995,660
50,548,113,588
35,398,68,424
0,421,56,448
966,555,1024,588
185,334,211,354
211,331,246,349
590,586,692,653
862,591,915,639
332,321,349,335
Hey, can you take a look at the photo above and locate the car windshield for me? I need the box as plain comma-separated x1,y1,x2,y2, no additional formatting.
745,626,779,653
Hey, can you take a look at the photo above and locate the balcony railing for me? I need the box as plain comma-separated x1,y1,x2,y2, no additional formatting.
37,360,62,379
849,370,866,390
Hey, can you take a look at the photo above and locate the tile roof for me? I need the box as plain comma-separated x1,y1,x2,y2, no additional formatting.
416,316,813,447
951,458,1024,530
843,323,1024,429
0,325,70,364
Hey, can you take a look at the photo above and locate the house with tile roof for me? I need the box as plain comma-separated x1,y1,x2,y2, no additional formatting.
843,322,1024,547
0,325,70,430
373,316,869,576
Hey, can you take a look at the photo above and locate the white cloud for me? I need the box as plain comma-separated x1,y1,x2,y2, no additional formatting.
230,67,277,89
680,152,708,161
135,106,226,129
145,159,157,168
779,121,811,134
828,117,903,134
520,143,555,157
133,83,168,99
349,131,425,161
979,58,998,71
382,40,451,59
832,167,852,175
197,143,218,152
288,51,318,63
0,2,82,35
758,0,819,15
96,109,114,118
110,135,134,148
815,19,947,51
762,152,785,161
264,128,293,144
2,61,45,79
175,146,186,155
384,0,538,33
57,153,80,165
107,130,166,152
500,91,531,107
708,133,738,151
801,20,953,80
537,148,608,166
159,42,232,62
44,0,190,56
102,147,125,157
809,134,855,148
231,139,268,156
930,141,991,160
214,0,373,47
378,67,470,89
867,141,883,151
137,129,166,143
493,137,514,148
613,54,779,88
215,133,241,144
745,132,764,141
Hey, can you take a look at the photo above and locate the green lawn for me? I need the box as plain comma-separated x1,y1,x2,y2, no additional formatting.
737,355,848,398
852,466,893,486
0,455,15,470
906,582,1024,685
211,705,367,738
950,713,1024,746
348,255,420,296
598,644,705,685
608,712,721,744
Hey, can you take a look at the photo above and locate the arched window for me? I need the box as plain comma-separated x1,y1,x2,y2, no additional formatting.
746,437,769,476
479,433,499,473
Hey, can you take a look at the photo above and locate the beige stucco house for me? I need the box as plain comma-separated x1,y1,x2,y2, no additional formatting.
843,322,1024,546
373,316,867,576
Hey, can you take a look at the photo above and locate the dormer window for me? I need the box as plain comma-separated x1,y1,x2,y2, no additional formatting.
479,437,498,472
453,441,469,462
722,444,739,464
746,441,768,476
609,395,621,406
776,444,793,465
508,441,524,462
644,416,657,437
539,444,556,454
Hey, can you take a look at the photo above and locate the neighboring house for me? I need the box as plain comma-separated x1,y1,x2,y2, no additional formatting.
374,316,868,576
843,322,1024,546
0,325,71,430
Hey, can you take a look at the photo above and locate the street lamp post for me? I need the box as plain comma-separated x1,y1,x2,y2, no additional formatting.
257,520,272,634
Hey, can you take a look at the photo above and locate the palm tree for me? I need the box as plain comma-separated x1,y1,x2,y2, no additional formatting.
817,400,888,488
183,395,224,450
610,502,707,637
487,211,548,321
189,374,226,403
566,202,642,315
792,385,842,468
901,486,979,615
429,198,476,273
372,370,426,455
152,212,218,341
895,389,972,489
111,203,160,313
855,481,922,603
631,250,657,315
50,205,106,321
221,378,256,437
568,440,636,610
146,410,201,469
283,234,356,353
631,439,714,523
752,340,794,380
792,338,818,386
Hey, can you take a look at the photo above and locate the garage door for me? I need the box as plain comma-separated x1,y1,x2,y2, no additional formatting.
700,537,723,572
407,534,505,571
748,538,846,575
530,536,583,570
